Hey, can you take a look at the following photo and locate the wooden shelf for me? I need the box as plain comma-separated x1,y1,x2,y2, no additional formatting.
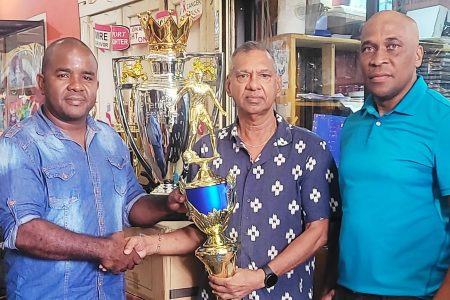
270,34,361,125
296,100,343,107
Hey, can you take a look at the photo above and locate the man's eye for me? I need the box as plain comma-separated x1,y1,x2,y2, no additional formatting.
57,73,69,78
361,46,374,53
83,75,93,81
387,44,400,50
259,73,272,80
236,74,249,82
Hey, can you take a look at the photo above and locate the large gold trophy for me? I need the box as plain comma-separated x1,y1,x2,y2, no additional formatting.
112,10,237,279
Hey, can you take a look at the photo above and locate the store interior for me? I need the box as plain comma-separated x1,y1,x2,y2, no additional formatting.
1,0,450,299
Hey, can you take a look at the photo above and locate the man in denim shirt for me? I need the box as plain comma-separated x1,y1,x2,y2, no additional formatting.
0,37,186,299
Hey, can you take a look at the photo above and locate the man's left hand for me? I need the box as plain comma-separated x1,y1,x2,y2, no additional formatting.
208,268,265,300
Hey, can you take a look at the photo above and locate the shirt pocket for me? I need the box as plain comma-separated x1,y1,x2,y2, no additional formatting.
108,156,128,196
42,162,80,209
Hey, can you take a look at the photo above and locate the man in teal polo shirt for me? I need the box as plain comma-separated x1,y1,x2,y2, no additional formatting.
330,11,450,300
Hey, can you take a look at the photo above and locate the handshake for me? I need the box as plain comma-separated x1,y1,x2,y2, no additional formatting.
97,188,187,274
97,231,156,274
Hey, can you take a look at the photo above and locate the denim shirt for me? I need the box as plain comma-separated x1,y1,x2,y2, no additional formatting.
0,108,146,299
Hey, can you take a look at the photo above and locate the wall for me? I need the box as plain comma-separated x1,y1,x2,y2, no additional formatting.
0,0,80,43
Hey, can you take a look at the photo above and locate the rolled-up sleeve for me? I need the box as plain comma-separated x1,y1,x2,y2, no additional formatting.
0,138,44,249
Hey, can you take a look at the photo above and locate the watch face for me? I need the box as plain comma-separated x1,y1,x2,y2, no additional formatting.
265,273,278,288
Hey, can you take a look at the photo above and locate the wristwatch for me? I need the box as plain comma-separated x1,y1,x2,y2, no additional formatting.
261,264,278,288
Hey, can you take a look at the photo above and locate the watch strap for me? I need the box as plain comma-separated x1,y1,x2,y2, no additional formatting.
261,264,274,276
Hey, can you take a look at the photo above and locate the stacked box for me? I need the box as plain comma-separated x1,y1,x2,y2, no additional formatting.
418,44,450,98
125,221,203,300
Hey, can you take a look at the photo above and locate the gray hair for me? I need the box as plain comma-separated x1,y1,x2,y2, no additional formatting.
230,41,277,72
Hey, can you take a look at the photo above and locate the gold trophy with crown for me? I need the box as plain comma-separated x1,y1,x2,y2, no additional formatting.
112,9,237,279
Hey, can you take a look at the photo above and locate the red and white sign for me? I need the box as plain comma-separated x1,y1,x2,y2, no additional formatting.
94,24,130,51
111,25,130,51
94,24,111,50
181,0,202,21
130,25,147,45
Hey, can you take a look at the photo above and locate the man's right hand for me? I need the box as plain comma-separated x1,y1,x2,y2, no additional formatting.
99,231,142,274
167,188,187,214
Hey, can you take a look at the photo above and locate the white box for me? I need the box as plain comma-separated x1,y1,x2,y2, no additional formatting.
407,5,449,38
277,0,307,34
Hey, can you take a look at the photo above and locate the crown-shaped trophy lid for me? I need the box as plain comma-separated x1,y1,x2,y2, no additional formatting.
138,9,193,54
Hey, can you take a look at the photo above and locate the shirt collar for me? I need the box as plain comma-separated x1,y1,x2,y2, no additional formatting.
228,111,293,146
361,75,427,117
35,106,101,136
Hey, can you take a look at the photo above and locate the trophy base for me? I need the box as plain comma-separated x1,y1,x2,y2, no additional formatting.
195,243,237,278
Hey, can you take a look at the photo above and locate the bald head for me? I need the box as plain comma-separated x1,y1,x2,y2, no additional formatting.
42,37,97,74
362,11,419,45
358,10,424,111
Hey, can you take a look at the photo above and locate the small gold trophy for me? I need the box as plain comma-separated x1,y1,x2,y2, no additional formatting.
177,59,237,278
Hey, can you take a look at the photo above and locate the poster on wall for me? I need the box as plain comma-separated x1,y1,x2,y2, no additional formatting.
4,43,44,128
6,43,43,90
271,40,289,91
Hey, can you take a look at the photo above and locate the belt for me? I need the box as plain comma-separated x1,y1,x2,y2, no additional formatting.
335,285,426,300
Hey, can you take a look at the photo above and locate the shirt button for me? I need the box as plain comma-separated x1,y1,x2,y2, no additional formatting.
375,121,381,126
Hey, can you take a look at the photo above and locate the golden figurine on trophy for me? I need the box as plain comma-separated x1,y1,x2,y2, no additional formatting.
112,9,237,278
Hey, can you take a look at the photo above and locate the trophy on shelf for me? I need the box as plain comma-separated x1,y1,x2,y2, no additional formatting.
112,9,237,278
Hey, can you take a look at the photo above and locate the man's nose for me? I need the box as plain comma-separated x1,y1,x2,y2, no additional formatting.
67,75,84,91
246,73,261,90
369,48,388,66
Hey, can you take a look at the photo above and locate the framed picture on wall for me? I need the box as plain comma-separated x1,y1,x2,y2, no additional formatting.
6,44,43,90
5,43,44,127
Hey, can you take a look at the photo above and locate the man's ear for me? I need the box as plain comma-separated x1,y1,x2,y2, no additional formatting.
225,75,231,96
36,73,45,95
415,45,424,68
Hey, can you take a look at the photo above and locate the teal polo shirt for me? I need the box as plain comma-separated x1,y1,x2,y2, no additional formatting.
338,76,450,296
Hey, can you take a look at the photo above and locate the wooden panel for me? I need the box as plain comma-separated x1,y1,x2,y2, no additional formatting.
322,43,335,95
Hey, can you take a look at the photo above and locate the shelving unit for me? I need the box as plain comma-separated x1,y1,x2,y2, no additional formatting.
270,33,361,125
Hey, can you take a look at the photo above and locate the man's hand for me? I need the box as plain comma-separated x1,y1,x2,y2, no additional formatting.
123,234,160,258
208,268,265,300
167,188,187,213
99,231,142,274
321,289,335,300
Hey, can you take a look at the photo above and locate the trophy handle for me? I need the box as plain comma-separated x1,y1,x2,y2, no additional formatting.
184,52,224,126
112,56,159,186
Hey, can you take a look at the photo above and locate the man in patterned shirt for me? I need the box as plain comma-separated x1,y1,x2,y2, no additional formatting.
125,41,340,300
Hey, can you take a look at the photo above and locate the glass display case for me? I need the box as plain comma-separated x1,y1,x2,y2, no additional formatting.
0,20,45,133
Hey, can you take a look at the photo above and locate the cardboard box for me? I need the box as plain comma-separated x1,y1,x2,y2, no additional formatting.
125,222,203,300
394,0,450,11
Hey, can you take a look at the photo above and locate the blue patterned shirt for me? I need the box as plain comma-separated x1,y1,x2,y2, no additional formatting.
0,108,146,299
194,113,339,300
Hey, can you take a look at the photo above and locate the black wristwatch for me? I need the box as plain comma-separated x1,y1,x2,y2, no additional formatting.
261,264,278,288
